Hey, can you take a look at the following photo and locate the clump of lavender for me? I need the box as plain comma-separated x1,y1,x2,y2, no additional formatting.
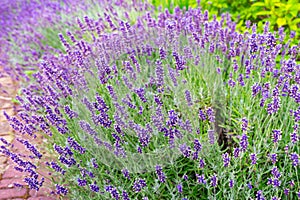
1,1,300,200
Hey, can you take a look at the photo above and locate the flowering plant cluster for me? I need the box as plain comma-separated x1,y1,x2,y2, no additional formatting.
1,0,300,199
0,0,125,82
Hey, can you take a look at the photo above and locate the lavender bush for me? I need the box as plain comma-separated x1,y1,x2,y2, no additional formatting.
1,1,300,199
0,0,84,80
0,0,140,82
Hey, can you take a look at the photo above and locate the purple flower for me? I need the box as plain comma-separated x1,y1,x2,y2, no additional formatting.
67,137,86,154
0,137,10,146
79,121,97,136
284,188,289,196
82,97,95,114
290,153,299,166
267,96,281,114
122,190,130,200
267,178,273,185
133,179,147,193
95,93,109,112
154,95,163,107
14,183,24,188
206,107,215,123
269,153,277,164
290,132,298,143
138,106,143,115
180,120,192,133
228,77,236,87
155,59,164,88
271,166,281,178
199,159,205,168
233,147,240,158
250,153,257,165
159,47,166,60
56,184,68,195
193,139,202,152
247,182,253,189
77,178,87,187
240,133,248,151
208,130,215,144
229,179,234,188
183,175,188,180
122,76,133,90
290,31,296,39
289,180,295,187
110,187,120,199
246,20,251,28
168,66,178,87
210,174,218,187
292,107,300,122
24,176,42,191
238,74,245,86
256,190,265,200
222,153,230,167
179,143,191,158
122,168,130,180
185,90,193,106
16,139,42,159
272,130,281,143
166,110,178,127
155,165,166,183
198,109,206,121
134,88,147,103
107,85,118,102
272,178,281,187
91,158,98,168
46,161,66,175
262,82,270,99
196,174,206,184
177,183,183,193
241,117,248,132
192,151,199,160
172,51,186,70
64,105,78,119
89,181,99,193
105,185,113,192
5,3,300,198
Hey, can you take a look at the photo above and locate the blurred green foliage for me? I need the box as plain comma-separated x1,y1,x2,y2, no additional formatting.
151,0,300,43
151,0,198,12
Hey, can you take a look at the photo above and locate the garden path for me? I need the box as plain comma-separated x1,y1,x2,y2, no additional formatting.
0,66,55,200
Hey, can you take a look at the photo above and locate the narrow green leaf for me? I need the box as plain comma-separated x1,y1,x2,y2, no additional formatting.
290,8,299,17
251,2,265,7
255,11,272,16
264,0,271,7
291,18,300,24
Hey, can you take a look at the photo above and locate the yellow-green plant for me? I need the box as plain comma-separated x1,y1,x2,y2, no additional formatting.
152,0,300,44
151,0,198,12
249,0,299,36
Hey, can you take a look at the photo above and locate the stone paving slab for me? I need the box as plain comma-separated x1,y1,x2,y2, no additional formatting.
0,121,12,135
0,75,18,98
0,188,28,200
0,178,24,189
0,108,14,122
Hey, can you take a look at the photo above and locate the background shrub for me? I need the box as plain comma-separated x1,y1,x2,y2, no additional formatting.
151,0,300,45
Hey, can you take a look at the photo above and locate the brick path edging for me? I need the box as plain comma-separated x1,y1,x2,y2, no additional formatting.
0,67,56,200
